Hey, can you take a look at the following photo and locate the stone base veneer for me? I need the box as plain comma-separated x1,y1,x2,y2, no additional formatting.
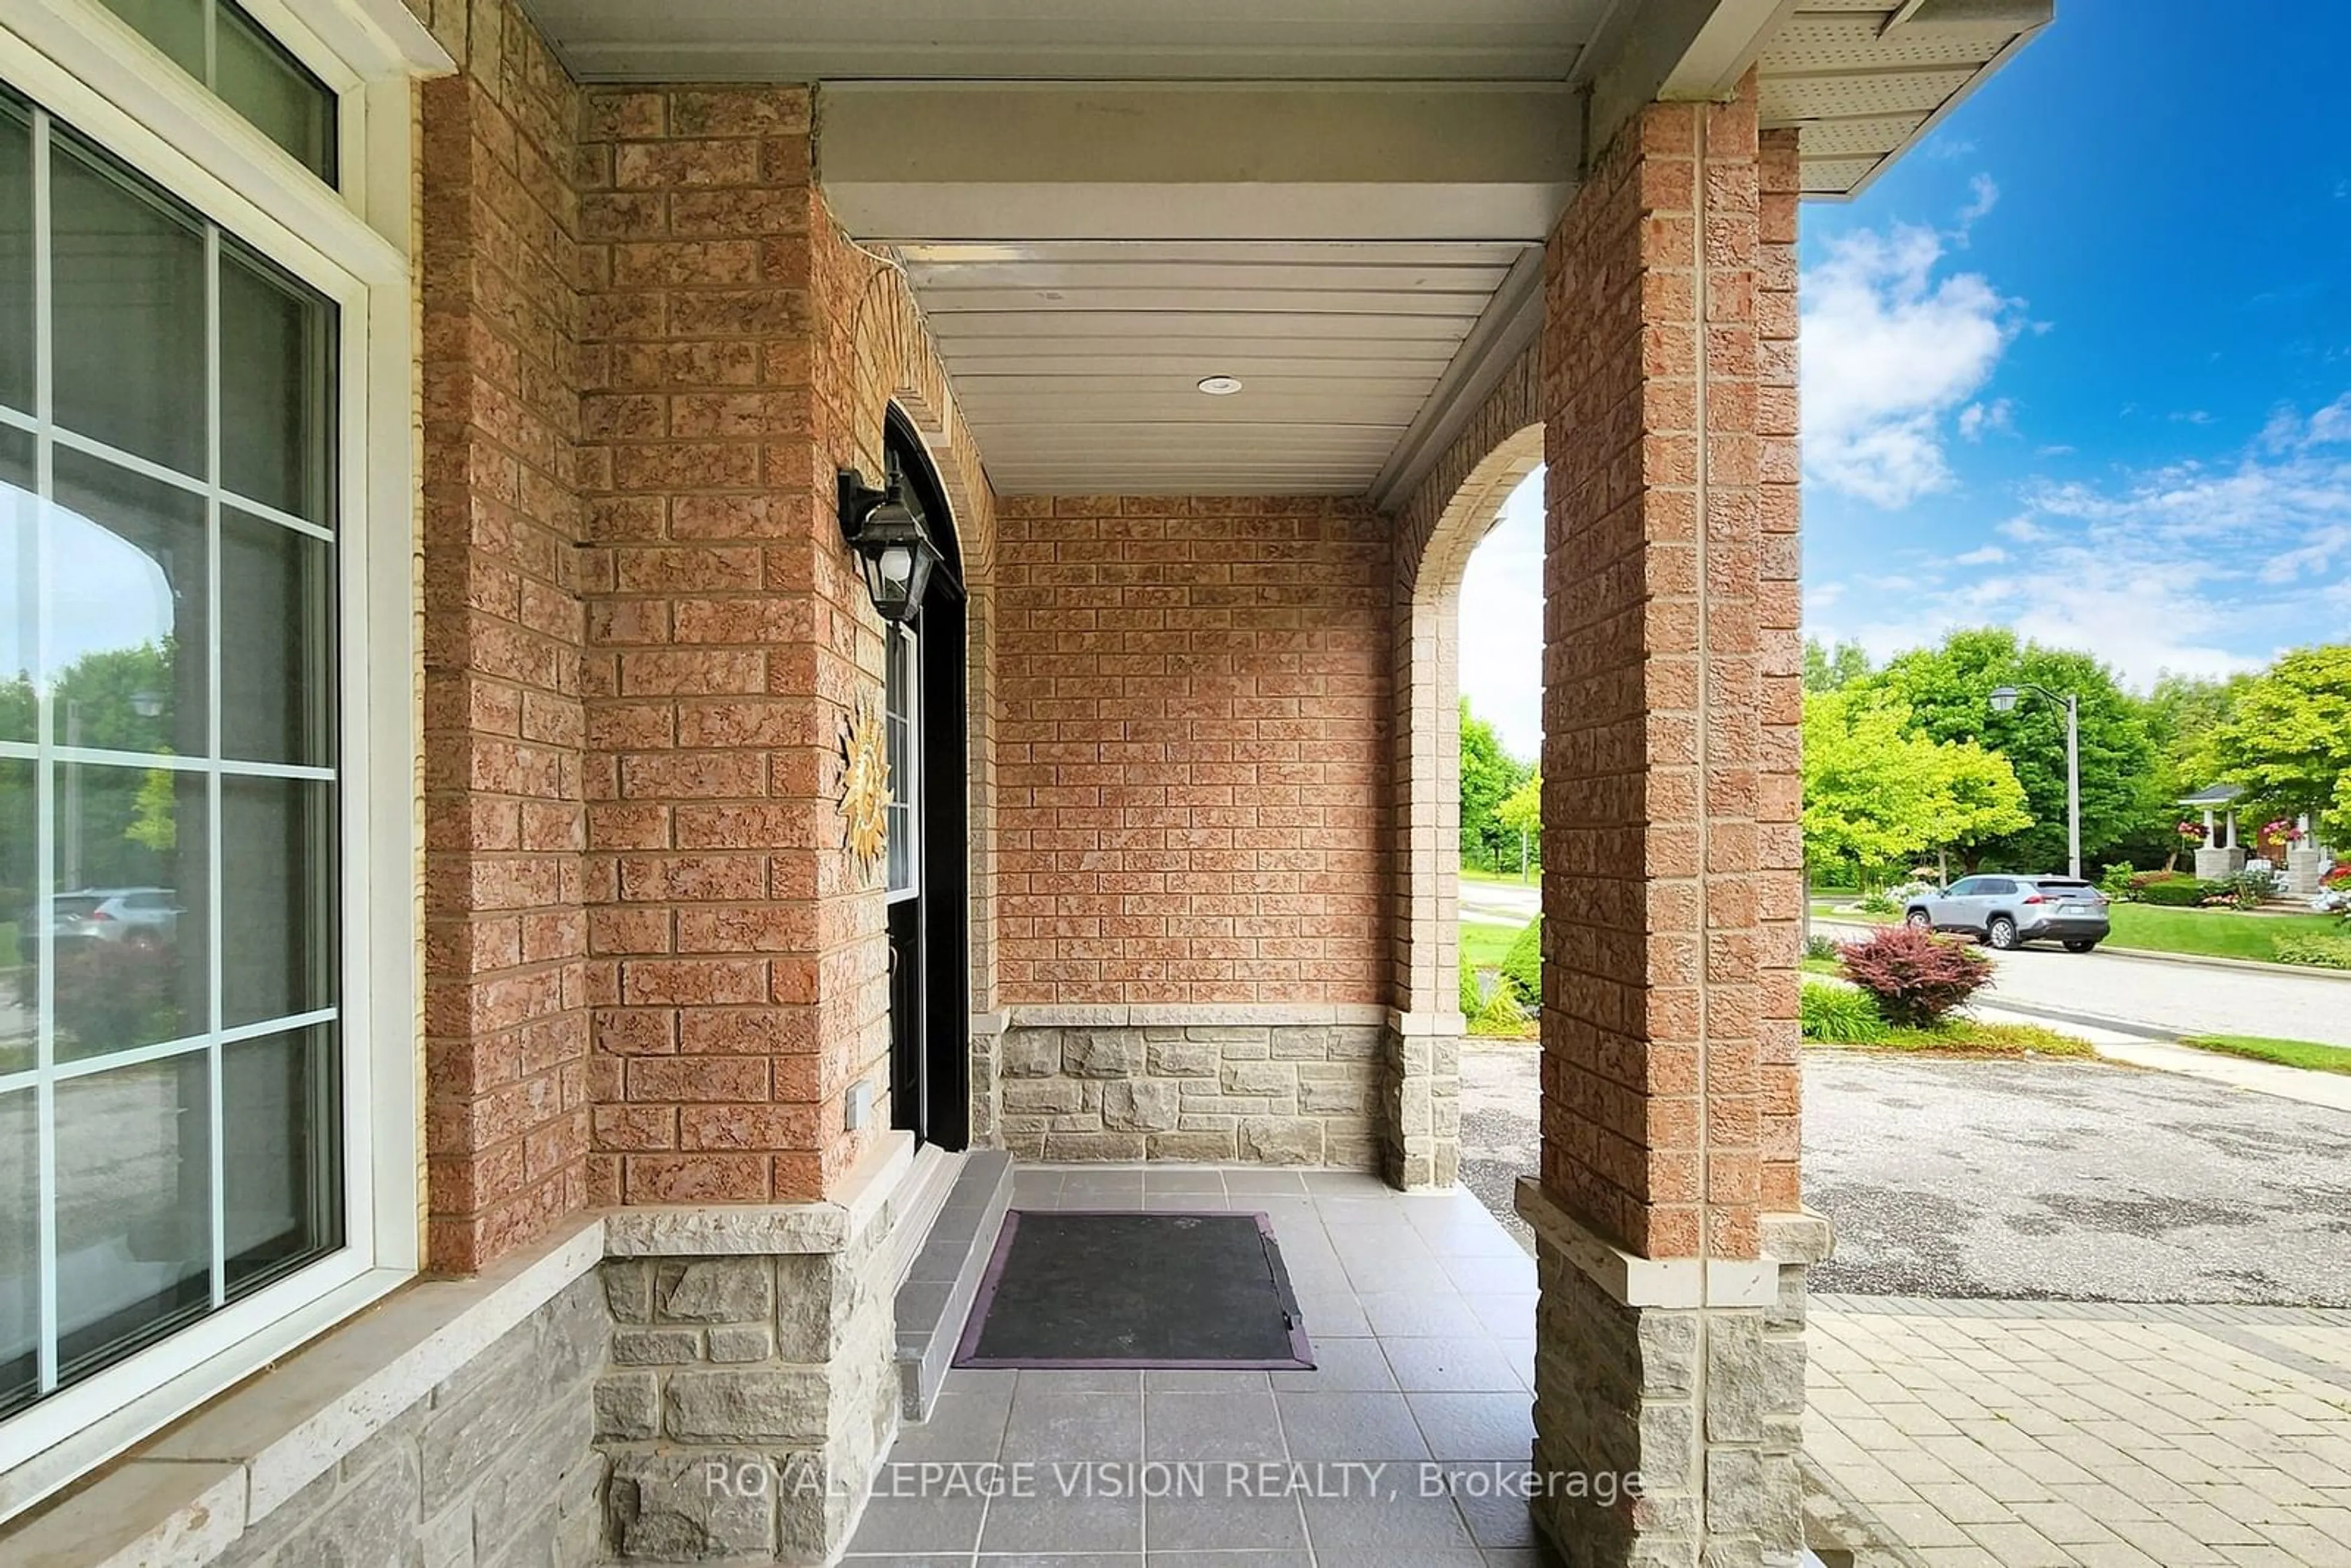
2195,845,2249,880
996,1006,1389,1167
204,1274,609,1568
1518,1182,1830,1568
596,1141,931,1562
970,1010,1008,1150
2,1225,614,1568
1384,1010,1464,1189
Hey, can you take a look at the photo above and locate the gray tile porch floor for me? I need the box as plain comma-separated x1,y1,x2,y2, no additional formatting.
846,1164,1563,1566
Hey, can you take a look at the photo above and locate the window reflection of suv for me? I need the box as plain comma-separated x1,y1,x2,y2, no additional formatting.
1904,875,2110,953
15,888,181,962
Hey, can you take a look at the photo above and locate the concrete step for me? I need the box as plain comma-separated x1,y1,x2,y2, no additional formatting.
893,1149,1012,1421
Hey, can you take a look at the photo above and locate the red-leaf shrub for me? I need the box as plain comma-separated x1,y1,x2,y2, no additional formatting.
1836,926,1993,1028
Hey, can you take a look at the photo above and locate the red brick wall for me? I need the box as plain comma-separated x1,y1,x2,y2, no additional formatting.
572,88,996,1204
995,498,1389,1005
414,0,591,1272
1538,81,1784,1262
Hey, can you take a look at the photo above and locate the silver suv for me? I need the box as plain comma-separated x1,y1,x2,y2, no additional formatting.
15,887,182,963
1903,875,2109,953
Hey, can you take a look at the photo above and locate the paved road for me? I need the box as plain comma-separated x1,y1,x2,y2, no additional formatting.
1459,1043,2351,1305
1817,917,2351,1046
1460,877,1539,927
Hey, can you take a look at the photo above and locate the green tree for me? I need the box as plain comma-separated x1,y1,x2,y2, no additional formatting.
1458,698,1530,872
1803,637,1872,694
2142,670,2254,790
1496,771,1542,879
2114,669,2257,867
26,642,181,893
0,672,33,901
2205,645,2351,843
1856,628,2159,870
1802,689,2032,879
126,767,179,853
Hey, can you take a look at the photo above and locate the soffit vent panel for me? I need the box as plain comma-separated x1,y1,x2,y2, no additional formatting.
1755,1,2052,198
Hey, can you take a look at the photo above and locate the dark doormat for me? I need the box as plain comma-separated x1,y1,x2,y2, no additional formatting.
953,1210,1314,1370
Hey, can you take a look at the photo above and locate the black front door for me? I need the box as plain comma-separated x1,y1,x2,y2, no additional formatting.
880,414,969,1148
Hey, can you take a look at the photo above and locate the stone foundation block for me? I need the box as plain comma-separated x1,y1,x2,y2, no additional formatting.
1520,1184,1827,1568
598,1163,912,1564
995,1019,1387,1169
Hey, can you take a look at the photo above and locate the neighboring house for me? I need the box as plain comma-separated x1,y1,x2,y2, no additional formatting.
0,2,2049,1564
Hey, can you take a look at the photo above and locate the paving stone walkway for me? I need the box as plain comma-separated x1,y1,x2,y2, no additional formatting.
1805,1296,2351,1567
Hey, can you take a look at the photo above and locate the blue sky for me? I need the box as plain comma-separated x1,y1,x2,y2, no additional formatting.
1462,2,2351,759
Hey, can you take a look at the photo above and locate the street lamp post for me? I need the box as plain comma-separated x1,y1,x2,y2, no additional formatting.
1989,683,2081,879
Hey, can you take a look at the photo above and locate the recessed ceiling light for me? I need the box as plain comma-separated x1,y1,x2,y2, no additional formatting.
1197,375,1243,396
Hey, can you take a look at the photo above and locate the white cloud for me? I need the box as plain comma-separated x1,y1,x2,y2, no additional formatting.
1801,219,2020,508
2308,392,2351,443
1811,394,2351,688
1959,173,2000,227
1958,398,2014,441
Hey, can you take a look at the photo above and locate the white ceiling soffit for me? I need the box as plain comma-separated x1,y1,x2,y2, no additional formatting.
899,241,1542,496
523,0,1608,82
1755,0,2054,197
820,80,1576,495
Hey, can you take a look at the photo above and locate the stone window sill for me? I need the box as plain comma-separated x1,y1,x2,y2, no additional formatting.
2,1222,606,1567
2,1131,924,1567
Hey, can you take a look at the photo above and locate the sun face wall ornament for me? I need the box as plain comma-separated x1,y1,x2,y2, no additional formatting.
839,691,890,882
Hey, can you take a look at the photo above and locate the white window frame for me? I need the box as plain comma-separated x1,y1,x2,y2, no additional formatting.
0,0,443,1519
885,624,920,904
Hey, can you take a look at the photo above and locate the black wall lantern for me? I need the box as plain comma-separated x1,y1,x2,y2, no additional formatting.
838,468,947,624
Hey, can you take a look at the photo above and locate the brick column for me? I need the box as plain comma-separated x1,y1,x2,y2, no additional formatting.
1521,79,1826,1567
417,2,591,1274
574,85,879,1209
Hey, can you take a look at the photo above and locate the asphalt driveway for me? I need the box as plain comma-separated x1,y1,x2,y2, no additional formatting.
1461,1043,2351,1305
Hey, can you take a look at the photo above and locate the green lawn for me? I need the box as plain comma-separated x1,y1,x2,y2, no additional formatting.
2105,905,2345,964
1863,1021,2095,1057
1801,955,1842,977
2180,1035,2351,1076
1460,921,1523,973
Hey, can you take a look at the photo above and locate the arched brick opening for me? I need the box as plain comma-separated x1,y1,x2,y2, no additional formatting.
827,232,1010,1149
1382,346,1542,1188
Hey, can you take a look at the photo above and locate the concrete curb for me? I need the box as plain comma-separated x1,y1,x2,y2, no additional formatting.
2093,940,2351,982
1968,997,2176,1041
